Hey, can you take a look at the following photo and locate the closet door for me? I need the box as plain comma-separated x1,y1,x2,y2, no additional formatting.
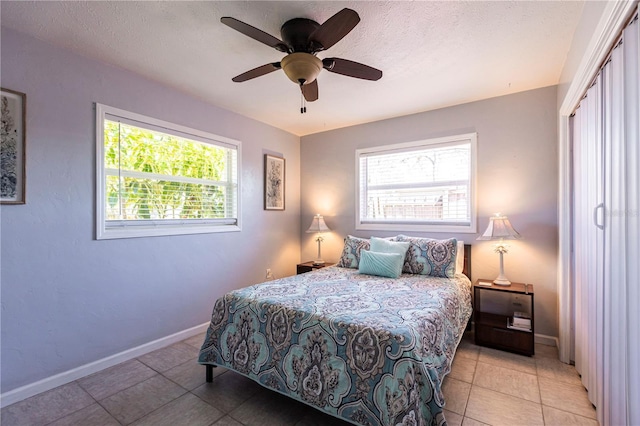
572,10,639,424
601,14,639,425
571,76,605,410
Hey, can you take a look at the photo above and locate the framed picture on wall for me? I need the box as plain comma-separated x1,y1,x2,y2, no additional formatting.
264,154,285,210
1,88,26,204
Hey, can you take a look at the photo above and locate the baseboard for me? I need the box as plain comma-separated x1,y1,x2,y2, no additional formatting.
535,333,558,347
0,322,210,409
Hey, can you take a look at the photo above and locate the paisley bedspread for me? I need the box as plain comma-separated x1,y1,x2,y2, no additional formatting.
198,266,472,426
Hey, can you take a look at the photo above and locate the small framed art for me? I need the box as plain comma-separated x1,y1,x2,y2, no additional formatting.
1,88,26,204
264,154,285,210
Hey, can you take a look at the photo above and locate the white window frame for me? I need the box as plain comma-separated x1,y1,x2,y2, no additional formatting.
355,133,477,233
96,103,242,239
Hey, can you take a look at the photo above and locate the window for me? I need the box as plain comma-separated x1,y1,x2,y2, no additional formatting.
96,104,241,239
356,133,477,233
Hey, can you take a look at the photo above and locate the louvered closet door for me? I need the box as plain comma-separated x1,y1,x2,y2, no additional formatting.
601,13,639,425
571,79,605,410
571,9,639,425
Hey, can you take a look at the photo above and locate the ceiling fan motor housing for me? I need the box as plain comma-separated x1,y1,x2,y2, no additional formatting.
281,52,322,85
280,18,320,52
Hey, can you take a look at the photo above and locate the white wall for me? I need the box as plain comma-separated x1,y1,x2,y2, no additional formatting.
0,28,301,393
300,86,559,338
557,1,609,110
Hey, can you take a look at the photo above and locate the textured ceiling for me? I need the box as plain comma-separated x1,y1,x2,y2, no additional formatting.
0,1,584,136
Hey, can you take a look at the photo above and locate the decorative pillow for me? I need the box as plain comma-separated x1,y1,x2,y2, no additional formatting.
358,251,405,279
337,235,370,268
455,240,465,275
370,237,410,258
395,235,458,278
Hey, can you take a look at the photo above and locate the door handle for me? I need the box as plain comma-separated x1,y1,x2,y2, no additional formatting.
593,203,605,230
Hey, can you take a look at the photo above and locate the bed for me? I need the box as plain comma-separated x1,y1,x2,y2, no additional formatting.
198,236,472,426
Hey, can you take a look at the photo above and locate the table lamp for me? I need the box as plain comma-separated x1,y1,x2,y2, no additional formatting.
477,213,521,285
306,214,330,265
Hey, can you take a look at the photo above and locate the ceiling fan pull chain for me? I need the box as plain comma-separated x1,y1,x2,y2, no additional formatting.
300,86,307,114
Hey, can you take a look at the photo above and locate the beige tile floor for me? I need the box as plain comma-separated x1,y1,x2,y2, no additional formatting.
1,333,597,426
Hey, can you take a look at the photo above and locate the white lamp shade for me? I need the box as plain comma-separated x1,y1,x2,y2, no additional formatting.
306,214,330,233
477,215,521,241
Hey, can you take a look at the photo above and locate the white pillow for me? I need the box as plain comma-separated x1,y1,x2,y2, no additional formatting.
455,240,465,275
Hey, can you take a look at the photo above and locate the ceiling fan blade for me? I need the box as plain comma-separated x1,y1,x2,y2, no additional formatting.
232,63,281,82
301,79,319,102
308,8,360,51
322,58,382,81
221,17,288,52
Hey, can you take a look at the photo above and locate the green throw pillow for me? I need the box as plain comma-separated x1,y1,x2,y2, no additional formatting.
358,250,404,278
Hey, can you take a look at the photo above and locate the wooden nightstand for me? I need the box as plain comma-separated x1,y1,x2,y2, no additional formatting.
474,279,535,356
296,261,335,274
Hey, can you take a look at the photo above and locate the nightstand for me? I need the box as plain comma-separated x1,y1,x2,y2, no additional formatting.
474,279,535,356
296,261,335,274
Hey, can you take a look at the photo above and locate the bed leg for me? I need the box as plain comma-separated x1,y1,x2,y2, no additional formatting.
205,364,216,382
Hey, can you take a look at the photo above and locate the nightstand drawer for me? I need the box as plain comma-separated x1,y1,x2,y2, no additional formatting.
476,323,534,355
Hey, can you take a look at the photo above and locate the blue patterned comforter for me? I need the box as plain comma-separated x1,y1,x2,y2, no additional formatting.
198,266,472,425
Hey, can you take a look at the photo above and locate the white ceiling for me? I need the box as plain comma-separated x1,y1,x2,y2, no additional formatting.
1,1,584,136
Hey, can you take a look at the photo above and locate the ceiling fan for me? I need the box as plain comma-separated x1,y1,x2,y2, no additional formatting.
221,8,382,109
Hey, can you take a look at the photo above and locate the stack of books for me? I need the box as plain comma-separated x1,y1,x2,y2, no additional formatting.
507,311,532,332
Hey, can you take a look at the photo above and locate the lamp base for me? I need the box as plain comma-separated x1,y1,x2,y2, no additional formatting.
313,236,325,266
493,250,511,285
493,278,512,286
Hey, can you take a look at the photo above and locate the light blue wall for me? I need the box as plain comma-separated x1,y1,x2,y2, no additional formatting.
0,28,301,393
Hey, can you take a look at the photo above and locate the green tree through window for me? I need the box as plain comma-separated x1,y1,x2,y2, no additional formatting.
104,120,234,221
96,104,240,239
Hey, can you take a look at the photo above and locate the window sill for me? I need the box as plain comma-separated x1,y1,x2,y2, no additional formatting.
97,224,241,240
356,222,476,234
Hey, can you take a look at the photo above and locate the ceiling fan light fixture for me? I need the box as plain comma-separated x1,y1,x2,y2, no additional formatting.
281,52,322,85
222,9,383,103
